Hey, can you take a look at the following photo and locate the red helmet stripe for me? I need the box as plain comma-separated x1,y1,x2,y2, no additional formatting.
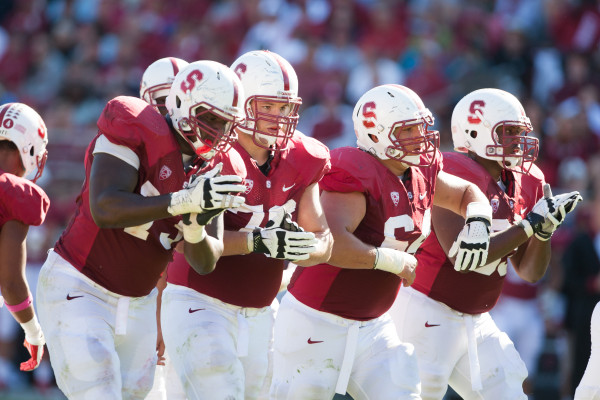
268,52,290,91
169,57,181,76
0,103,12,128
232,76,239,107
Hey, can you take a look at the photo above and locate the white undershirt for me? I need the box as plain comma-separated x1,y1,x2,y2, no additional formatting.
93,134,140,170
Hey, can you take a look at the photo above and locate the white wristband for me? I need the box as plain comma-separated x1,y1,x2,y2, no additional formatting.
373,248,405,275
518,219,534,238
247,231,254,254
184,225,206,244
466,201,493,223
20,316,44,345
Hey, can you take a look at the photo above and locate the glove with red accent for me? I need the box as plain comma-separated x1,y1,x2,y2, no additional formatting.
19,317,45,371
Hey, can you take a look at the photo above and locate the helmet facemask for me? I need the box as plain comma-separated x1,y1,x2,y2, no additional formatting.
176,103,240,161
242,95,301,150
142,84,170,115
486,122,538,174
385,113,439,167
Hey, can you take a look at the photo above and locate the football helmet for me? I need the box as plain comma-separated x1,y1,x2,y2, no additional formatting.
140,57,189,115
230,50,301,150
451,88,538,173
353,84,439,166
0,102,48,182
166,60,245,160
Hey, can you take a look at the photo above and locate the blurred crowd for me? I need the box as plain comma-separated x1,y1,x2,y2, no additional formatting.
1,0,600,399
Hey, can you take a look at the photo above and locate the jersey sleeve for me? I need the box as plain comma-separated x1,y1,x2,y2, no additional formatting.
295,133,331,186
0,177,49,226
96,96,165,157
320,148,368,193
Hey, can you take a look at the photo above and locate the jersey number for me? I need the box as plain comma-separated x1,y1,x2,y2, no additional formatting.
234,199,298,232
380,209,431,254
123,181,182,250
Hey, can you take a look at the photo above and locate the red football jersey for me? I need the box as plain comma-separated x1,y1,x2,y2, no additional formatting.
167,133,331,308
0,169,49,228
288,147,443,321
412,152,546,314
54,96,194,297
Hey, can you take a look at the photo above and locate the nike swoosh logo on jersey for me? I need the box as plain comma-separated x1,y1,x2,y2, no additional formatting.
66,294,83,301
419,192,427,200
189,308,205,313
424,321,440,328
307,338,323,344
282,184,295,192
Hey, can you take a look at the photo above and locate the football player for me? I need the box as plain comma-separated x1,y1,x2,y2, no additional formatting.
270,84,494,399
575,301,600,400
389,88,582,399
140,57,189,117
0,103,48,373
161,50,332,399
139,56,189,400
36,60,247,399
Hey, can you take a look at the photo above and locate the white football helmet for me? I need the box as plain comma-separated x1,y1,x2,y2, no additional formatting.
451,88,538,173
0,102,48,182
231,50,301,150
140,57,189,115
166,60,245,160
353,84,439,166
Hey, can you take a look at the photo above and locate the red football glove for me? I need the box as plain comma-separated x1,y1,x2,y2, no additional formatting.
20,339,44,371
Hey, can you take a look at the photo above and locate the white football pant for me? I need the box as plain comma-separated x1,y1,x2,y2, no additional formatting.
489,294,544,378
270,292,421,400
575,301,600,400
389,286,528,400
161,283,275,400
37,250,158,400
145,350,187,400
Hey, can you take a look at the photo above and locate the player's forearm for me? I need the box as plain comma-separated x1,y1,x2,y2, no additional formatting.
222,230,253,256
487,225,529,264
326,233,376,270
91,191,173,228
511,239,551,283
458,184,489,218
184,235,223,275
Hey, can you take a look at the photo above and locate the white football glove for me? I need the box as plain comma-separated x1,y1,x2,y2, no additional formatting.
180,213,207,243
19,317,45,372
167,163,245,216
249,212,317,262
373,247,417,286
519,184,583,241
450,202,493,272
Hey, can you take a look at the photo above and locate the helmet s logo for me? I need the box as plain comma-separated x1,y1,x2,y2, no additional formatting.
467,100,485,124
3,118,13,129
234,63,247,79
38,125,46,139
180,70,204,93
362,101,376,128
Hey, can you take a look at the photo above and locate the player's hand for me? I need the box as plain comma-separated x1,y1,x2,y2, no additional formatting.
250,212,317,262
373,247,417,286
20,338,44,372
450,202,492,272
520,184,583,241
168,163,245,216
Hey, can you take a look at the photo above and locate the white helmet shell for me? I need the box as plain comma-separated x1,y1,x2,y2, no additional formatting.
140,57,189,114
166,60,245,160
352,84,439,166
0,102,48,182
231,50,301,150
451,88,538,173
